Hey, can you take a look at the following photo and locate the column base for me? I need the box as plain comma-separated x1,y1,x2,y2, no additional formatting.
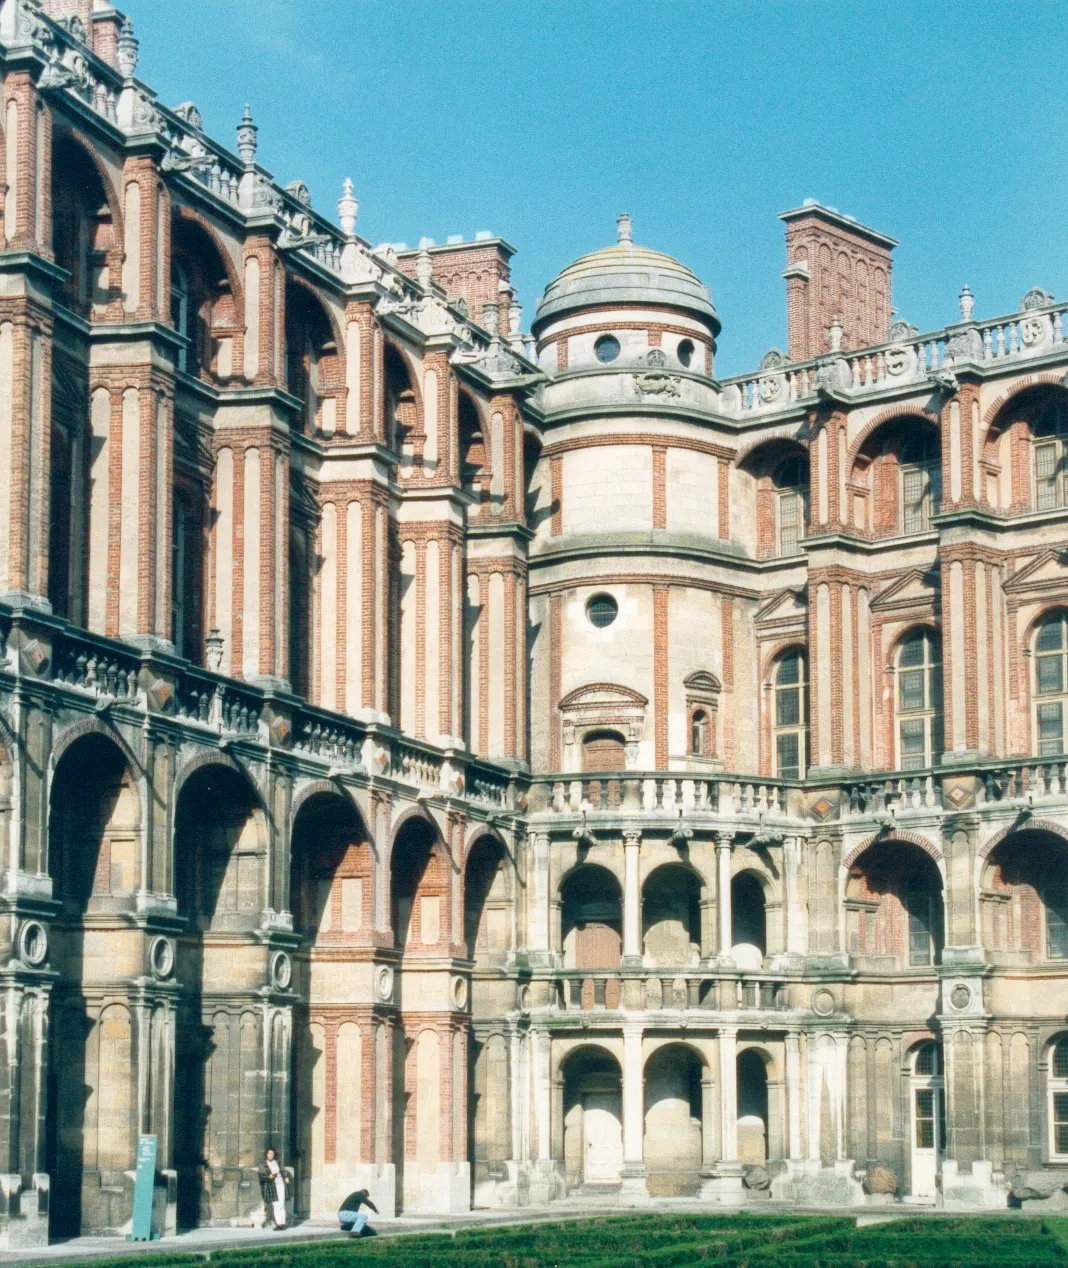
770,1158,865,1207
0,1173,49,1249
700,1163,745,1205
305,1163,396,1220
619,1163,650,1205
402,1161,470,1214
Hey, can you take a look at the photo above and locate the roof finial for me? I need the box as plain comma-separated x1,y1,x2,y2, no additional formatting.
617,213,633,245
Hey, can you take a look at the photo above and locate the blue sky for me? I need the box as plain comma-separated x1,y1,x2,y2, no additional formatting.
130,1,1068,378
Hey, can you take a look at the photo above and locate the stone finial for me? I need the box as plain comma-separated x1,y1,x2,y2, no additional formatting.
509,301,522,335
828,314,844,353
237,105,258,165
617,213,633,245
338,178,358,236
959,285,975,323
416,247,433,289
205,628,225,673
116,16,138,78
481,302,499,335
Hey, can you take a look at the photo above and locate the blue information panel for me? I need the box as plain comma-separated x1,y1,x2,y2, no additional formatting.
129,1135,158,1242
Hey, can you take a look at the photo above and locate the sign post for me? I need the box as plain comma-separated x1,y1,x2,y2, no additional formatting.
128,1135,159,1242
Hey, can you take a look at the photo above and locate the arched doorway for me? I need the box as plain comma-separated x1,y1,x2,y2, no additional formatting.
732,872,767,966
562,1047,622,1188
47,733,141,1237
172,763,271,1229
464,835,511,964
560,865,622,970
289,790,373,1217
643,1044,704,1195
982,828,1068,962
846,840,944,968
737,1049,769,1166
642,864,702,966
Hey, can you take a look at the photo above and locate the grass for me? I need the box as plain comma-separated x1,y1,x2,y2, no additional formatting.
61,1213,1068,1268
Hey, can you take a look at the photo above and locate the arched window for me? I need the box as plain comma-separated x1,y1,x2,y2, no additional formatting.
690,709,709,757
171,261,193,373
905,867,941,966
1035,612,1068,756
1033,401,1068,510
896,630,943,770
1049,1037,1068,1158
773,649,808,779
774,456,808,557
900,432,941,534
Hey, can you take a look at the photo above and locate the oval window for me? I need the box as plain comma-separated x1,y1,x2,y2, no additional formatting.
677,339,695,368
594,335,620,364
586,593,618,628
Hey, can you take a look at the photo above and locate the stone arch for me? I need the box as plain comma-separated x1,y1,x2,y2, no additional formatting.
384,338,424,454
734,427,809,470
760,638,808,685
289,786,373,941
463,832,514,962
51,125,125,251
979,817,1068,861
49,715,142,779
290,777,370,840
842,836,945,969
390,810,448,950
642,1040,706,1195
388,803,444,870
560,1043,623,1188
883,619,941,672
172,747,264,809
847,407,940,467
842,829,944,873
171,204,244,316
981,374,1068,435
642,860,704,966
559,862,622,970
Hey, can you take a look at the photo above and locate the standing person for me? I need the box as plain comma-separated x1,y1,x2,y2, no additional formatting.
260,1147,289,1231
338,1188,379,1237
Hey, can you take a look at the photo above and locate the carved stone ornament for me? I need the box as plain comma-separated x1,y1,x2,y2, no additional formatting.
884,344,913,377
813,358,851,399
270,950,292,990
759,348,788,370
18,920,48,968
39,47,90,93
452,976,469,1010
645,348,668,369
944,328,982,362
517,984,530,1015
633,370,681,398
759,373,784,403
949,983,972,1012
132,90,161,133
150,935,175,981
55,13,87,41
1020,286,1055,312
251,174,282,213
375,964,394,1002
887,319,919,344
1020,315,1050,348
812,987,836,1016
285,180,312,208
174,101,203,130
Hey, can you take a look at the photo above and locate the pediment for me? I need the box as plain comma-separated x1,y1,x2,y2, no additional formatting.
870,568,938,613
684,670,722,694
1003,548,1068,595
756,587,808,625
558,682,648,711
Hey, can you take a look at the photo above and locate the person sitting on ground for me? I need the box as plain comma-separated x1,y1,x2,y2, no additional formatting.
338,1188,379,1237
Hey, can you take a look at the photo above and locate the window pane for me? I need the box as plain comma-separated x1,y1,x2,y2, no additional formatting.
902,468,926,534
900,669,926,712
901,718,927,769
1038,654,1065,696
1038,619,1066,654
777,652,800,686
1054,1093,1068,1155
777,686,800,727
1055,1042,1068,1081
1036,442,1059,510
899,634,926,668
776,732,799,779
1048,890,1068,960
915,1045,937,1076
1039,702,1065,757
779,494,799,556
915,1088,935,1148
909,898,933,966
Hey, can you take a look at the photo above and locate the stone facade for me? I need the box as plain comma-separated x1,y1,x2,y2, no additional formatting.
0,0,1068,1247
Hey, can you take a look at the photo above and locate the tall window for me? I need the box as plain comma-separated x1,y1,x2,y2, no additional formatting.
1050,1038,1068,1158
897,630,943,770
911,1042,945,1153
171,261,193,374
905,870,940,967
1033,402,1068,511
774,456,808,557
1035,613,1068,756
1045,852,1068,960
691,709,709,757
773,649,808,779
900,433,941,534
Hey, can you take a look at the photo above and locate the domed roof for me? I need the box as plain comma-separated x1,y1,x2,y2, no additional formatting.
533,215,720,336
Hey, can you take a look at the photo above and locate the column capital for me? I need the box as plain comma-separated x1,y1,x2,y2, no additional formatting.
718,1023,739,1041
622,828,642,849
715,830,733,851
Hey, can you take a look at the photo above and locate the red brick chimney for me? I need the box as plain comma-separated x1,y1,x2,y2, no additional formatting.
780,202,897,361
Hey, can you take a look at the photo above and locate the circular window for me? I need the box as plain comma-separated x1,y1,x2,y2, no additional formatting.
677,339,695,368
594,335,620,364
586,593,618,628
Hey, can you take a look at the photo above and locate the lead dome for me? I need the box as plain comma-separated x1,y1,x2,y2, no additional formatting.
532,214,720,337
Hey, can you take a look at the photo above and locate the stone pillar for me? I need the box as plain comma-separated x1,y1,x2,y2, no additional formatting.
528,833,552,962
783,836,806,956
700,1070,718,1172
716,832,733,958
620,1024,647,1199
786,1031,803,1160
705,1026,744,1203
622,829,642,964
533,1029,551,1163
0,981,50,1248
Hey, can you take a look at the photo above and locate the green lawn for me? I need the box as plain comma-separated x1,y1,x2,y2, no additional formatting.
70,1213,1068,1268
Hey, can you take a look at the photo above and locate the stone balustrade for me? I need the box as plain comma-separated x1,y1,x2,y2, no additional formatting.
542,969,792,1016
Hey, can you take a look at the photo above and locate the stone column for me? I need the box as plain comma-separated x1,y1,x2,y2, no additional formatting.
528,833,552,962
533,1029,551,1163
622,829,642,964
785,1031,803,1160
620,1023,647,1199
716,832,733,958
784,836,806,956
719,1026,738,1163
700,1070,718,1172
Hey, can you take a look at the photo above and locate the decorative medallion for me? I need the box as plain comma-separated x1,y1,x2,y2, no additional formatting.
950,983,972,1013
18,921,48,968
452,976,470,1011
517,984,531,1015
812,988,835,1017
149,935,174,981
270,950,292,991
375,964,394,1002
